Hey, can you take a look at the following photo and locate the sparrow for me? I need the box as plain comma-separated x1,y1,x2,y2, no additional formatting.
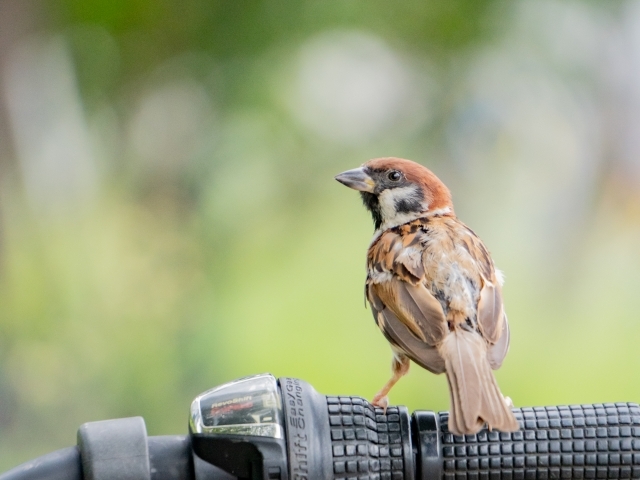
335,157,518,435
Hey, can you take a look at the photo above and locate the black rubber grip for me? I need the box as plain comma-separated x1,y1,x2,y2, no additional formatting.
147,436,193,480
326,395,414,480
0,447,81,480
0,437,195,480
438,403,640,480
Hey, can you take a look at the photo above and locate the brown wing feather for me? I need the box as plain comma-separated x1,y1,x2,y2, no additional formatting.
373,278,447,345
367,224,447,345
487,313,510,369
370,229,423,285
457,222,507,346
477,282,504,343
367,287,445,374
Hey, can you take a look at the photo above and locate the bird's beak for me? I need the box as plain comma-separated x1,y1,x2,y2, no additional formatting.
335,167,375,193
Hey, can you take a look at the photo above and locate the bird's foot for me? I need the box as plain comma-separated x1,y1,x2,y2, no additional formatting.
371,393,389,413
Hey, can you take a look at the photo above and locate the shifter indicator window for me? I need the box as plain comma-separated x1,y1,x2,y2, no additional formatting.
190,373,283,438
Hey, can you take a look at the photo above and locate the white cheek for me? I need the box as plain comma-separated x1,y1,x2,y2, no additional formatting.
378,187,419,218
377,186,429,230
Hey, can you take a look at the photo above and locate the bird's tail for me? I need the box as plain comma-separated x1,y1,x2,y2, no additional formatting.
439,328,519,435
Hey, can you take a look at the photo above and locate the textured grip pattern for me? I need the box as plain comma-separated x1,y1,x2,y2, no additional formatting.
327,396,407,480
439,403,640,480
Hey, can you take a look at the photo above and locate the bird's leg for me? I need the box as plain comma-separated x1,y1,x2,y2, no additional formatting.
372,355,410,412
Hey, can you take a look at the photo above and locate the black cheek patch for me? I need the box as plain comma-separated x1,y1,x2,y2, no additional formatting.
393,185,425,214
394,195,423,214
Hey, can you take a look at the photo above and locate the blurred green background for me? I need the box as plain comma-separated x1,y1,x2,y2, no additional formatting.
1,0,640,470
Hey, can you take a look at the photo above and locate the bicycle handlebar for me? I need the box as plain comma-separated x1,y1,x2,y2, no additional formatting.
1,375,638,480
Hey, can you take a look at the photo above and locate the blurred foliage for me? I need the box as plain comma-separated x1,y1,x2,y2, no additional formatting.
1,0,640,471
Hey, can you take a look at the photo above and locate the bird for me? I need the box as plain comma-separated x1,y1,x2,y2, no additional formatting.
335,157,518,435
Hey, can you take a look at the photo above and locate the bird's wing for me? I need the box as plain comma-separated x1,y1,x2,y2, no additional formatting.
367,226,448,347
456,222,507,346
487,313,510,370
369,224,425,285
476,281,504,344
367,285,445,374
372,277,447,346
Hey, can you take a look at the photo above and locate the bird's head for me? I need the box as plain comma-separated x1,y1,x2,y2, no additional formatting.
335,157,453,231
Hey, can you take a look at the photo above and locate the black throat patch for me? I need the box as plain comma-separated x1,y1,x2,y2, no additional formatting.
360,192,382,230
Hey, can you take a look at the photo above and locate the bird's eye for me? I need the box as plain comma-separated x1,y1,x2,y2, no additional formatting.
387,170,402,182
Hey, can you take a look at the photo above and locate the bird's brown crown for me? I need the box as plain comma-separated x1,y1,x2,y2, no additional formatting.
364,157,453,214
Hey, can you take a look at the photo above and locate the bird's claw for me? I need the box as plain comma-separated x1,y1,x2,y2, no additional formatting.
372,394,389,413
